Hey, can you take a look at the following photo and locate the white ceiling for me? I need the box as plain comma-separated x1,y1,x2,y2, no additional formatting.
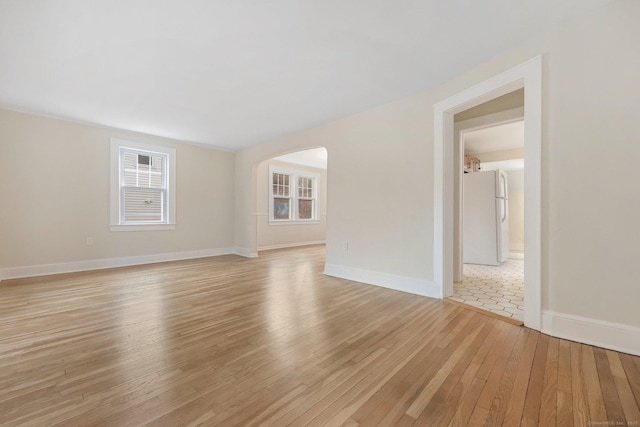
463,120,524,154
274,147,327,170
0,0,612,151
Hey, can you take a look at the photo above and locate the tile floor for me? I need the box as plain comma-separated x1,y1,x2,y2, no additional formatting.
450,258,524,321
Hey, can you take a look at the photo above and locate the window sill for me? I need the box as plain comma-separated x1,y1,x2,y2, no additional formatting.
110,224,176,232
268,220,320,226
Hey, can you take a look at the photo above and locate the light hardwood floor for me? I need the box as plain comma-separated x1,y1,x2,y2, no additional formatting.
1,245,639,426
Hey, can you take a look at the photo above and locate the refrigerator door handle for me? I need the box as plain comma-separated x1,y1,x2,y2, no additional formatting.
502,172,508,199
496,197,508,222
502,198,508,222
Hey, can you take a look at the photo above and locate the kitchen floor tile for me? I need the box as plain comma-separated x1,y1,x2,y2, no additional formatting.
449,258,524,321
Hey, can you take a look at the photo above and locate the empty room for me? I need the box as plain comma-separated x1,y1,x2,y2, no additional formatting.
1,1,639,426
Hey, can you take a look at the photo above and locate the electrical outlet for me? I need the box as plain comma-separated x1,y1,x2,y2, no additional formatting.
86,237,93,246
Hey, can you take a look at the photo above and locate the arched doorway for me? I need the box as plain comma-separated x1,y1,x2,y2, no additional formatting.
255,147,328,253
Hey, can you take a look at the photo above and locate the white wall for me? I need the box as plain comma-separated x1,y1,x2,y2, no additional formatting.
256,159,327,250
234,96,434,286
0,108,236,276
234,0,640,332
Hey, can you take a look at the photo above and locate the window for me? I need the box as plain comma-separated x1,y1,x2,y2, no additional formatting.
120,149,166,223
269,166,319,224
110,139,176,231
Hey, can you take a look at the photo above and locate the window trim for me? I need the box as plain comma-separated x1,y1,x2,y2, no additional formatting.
268,165,320,226
110,138,176,231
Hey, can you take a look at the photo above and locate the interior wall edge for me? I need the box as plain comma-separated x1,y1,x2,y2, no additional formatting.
324,263,440,298
232,247,259,258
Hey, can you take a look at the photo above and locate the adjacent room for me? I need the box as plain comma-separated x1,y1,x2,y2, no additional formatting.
1,0,639,425
256,148,328,253
449,90,527,322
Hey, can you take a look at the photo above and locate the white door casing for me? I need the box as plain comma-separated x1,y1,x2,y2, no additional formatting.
433,56,542,330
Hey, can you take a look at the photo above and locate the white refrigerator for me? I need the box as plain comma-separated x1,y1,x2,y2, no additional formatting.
463,169,510,266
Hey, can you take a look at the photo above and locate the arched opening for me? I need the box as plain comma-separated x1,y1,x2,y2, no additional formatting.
254,147,328,253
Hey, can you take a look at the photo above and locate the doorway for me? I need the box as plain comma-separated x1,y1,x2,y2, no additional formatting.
255,147,328,252
433,56,542,330
452,105,525,321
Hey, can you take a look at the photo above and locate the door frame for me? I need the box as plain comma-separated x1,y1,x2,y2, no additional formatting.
454,107,524,282
433,56,542,330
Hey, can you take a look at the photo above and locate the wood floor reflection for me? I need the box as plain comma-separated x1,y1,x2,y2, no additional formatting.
1,245,639,426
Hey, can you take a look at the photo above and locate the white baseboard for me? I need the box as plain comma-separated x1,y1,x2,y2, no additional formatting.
0,247,235,281
541,310,640,356
509,252,524,260
233,247,258,258
324,263,440,298
258,240,326,252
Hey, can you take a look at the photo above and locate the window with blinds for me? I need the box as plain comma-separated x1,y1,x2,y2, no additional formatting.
120,148,168,224
269,166,319,224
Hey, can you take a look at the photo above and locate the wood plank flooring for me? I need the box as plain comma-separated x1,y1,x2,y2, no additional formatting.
0,245,638,426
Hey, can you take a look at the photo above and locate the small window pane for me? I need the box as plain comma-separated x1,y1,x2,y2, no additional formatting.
138,155,150,166
272,173,290,197
298,199,313,219
149,172,163,188
123,169,137,186
273,198,290,220
298,177,313,198
124,152,137,169
150,156,163,172
138,171,151,188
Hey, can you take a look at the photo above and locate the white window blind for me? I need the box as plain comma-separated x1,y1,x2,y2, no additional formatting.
120,148,168,224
